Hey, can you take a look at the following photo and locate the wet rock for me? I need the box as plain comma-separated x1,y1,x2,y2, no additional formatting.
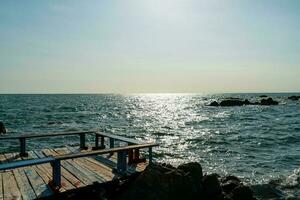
0,122,6,134
209,101,220,106
203,174,222,198
118,163,204,200
260,98,279,105
219,100,246,106
221,176,242,195
243,99,251,105
231,186,256,200
288,96,300,101
250,184,284,200
259,95,268,98
177,162,203,180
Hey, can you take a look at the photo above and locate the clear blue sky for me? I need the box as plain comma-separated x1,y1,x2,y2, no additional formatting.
0,0,299,93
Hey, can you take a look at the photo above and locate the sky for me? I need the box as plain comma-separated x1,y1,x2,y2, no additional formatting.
0,0,299,93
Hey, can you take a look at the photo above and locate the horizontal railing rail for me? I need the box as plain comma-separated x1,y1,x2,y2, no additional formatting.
0,131,95,140
0,131,145,157
0,142,159,189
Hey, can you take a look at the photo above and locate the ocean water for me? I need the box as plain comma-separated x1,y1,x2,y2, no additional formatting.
0,93,300,198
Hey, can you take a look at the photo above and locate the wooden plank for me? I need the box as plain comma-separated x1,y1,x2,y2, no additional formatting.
2,171,22,200
54,148,106,182
67,147,115,179
49,149,100,185
0,173,3,200
13,169,37,200
43,149,91,187
3,152,21,163
33,150,46,159
24,167,53,198
33,150,85,188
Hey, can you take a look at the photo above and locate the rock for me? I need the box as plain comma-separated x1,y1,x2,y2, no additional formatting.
250,184,284,200
177,162,203,180
0,122,6,134
117,163,204,200
288,96,300,101
219,100,246,106
231,186,256,200
221,176,242,195
202,174,222,198
259,95,268,98
209,101,219,106
243,99,251,105
260,98,279,105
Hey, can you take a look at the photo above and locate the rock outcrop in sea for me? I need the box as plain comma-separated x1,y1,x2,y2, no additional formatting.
288,95,300,101
0,121,6,134
208,97,279,107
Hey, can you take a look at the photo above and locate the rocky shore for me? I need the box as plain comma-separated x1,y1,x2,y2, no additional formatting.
42,162,257,200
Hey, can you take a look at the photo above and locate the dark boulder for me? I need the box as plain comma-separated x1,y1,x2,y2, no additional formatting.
259,95,268,98
260,98,279,105
243,99,251,105
230,186,256,200
209,101,220,106
219,100,245,106
202,174,222,198
117,163,204,200
0,122,6,134
221,176,242,195
288,96,300,101
250,184,284,200
177,162,203,181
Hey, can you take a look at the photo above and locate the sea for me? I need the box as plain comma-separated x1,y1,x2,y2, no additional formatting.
0,93,299,199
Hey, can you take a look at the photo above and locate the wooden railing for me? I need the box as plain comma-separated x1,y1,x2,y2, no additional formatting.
0,131,158,189
0,131,142,156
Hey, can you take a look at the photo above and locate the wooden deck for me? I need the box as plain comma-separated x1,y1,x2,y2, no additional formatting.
0,146,148,200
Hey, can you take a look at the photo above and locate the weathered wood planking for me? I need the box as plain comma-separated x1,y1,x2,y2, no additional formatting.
48,149,103,185
2,171,22,200
67,147,117,173
66,146,116,180
24,167,53,198
13,169,37,200
34,150,85,189
42,149,94,186
0,144,152,200
54,148,108,182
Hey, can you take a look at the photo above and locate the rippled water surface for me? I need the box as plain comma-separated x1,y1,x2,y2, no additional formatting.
0,94,300,197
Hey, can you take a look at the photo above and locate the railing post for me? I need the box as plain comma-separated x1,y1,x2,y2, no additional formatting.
128,142,134,164
117,151,127,173
80,133,86,149
149,147,153,164
19,138,28,157
92,134,99,150
109,138,114,148
100,136,105,149
51,160,61,189
134,148,140,161
109,138,114,155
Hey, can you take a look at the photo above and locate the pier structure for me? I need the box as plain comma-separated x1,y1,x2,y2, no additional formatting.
0,131,158,200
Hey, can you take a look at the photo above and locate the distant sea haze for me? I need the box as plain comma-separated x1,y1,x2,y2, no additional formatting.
0,93,300,197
